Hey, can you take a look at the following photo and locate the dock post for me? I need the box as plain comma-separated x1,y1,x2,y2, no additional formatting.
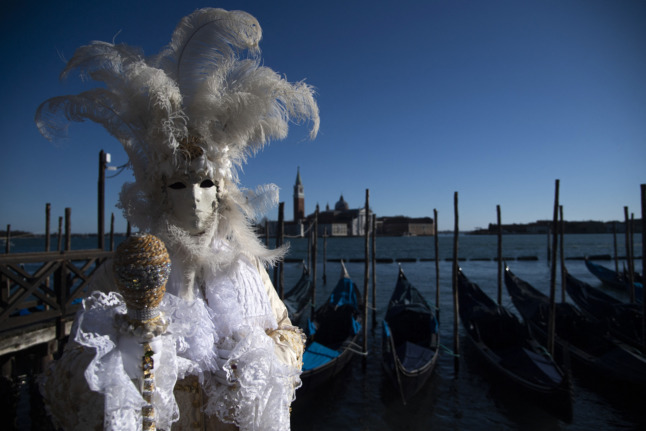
625,207,635,303
497,205,502,305
322,228,327,285
363,189,370,356
640,184,645,352
312,205,319,309
110,213,115,251
65,208,72,251
434,209,440,323
2,225,9,304
98,150,107,250
560,206,566,303
613,222,619,273
45,203,51,252
4,225,9,254
57,217,63,251
547,179,560,357
452,192,460,374
274,203,282,290
371,213,377,328
310,223,316,318
278,202,285,299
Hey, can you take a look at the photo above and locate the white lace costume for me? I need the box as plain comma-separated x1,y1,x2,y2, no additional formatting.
40,238,304,431
35,7,318,431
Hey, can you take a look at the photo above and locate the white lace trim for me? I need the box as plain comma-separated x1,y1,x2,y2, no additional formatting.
203,326,299,431
68,244,298,430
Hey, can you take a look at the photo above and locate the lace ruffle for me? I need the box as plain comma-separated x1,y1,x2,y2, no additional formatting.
41,242,301,431
204,326,300,431
70,291,218,430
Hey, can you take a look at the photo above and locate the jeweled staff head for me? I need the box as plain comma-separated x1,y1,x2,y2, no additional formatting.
113,234,171,321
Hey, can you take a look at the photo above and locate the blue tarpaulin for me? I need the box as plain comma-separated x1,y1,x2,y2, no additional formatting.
302,342,340,371
329,278,358,308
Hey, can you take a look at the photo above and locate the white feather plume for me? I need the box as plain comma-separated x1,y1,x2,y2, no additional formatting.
36,7,318,264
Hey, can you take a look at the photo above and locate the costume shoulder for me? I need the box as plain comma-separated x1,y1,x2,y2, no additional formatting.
252,258,306,371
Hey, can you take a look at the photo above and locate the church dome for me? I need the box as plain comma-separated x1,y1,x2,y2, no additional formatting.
334,195,349,211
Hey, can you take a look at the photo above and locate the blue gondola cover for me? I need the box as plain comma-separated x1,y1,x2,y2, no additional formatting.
303,342,340,371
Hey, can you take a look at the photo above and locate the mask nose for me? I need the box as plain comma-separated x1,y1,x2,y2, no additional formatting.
190,184,201,209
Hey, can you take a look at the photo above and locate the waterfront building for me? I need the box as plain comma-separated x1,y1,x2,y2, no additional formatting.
261,168,435,237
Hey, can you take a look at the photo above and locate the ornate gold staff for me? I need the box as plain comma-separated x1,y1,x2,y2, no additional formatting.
113,234,171,431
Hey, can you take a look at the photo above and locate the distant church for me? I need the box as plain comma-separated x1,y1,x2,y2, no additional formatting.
287,167,371,237
285,168,434,237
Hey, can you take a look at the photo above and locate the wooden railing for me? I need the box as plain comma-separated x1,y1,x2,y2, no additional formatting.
0,249,112,355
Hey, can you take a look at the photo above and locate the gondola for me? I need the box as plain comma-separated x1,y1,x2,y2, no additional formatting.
585,258,643,303
299,261,363,391
457,269,571,418
382,267,439,404
282,262,312,326
565,271,644,353
505,265,646,387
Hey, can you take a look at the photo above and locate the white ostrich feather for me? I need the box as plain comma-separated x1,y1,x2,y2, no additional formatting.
36,7,318,263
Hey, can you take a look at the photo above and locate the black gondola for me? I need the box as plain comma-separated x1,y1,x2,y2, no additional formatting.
505,265,646,388
585,258,643,303
565,271,644,353
299,261,363,391
283,262,312,326
457,269,571,418
382,267,439,404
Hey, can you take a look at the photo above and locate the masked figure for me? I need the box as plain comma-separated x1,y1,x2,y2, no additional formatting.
35,8,319,431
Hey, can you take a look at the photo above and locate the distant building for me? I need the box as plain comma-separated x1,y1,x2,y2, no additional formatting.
377,216,435,236
293,167,305,222
260,168,436,237
474,219,643,235
306,195,372,237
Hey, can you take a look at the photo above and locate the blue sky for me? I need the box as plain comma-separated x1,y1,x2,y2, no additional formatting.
1,0,644,234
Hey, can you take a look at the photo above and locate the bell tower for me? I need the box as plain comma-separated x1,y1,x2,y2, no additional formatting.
293,167,305,222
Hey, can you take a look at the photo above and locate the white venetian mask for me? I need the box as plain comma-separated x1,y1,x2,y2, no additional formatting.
164,172,219,236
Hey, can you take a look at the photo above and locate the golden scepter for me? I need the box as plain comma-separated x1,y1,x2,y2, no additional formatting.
113,234,171,431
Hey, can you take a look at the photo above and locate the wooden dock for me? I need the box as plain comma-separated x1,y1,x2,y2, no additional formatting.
0,249,112,357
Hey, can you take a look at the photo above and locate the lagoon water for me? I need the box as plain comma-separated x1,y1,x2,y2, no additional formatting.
5,233,646,430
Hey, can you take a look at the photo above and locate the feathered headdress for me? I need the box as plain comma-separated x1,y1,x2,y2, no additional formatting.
36,8,319,243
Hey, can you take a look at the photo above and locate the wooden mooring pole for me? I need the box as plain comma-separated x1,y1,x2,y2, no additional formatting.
322,228,327,285
45,203,51,252
313,205,319,309
65,208,72,251
110,213,115,251
560,206,566,303
98,150,107,250
311,209,318,317
497,205,502,305
613,222,619,273
57,217,63,251
434,209,440,323
624,206,635,303
363,189,370,356
278,202,285,299
371,213,377,328
274,202,284,293
452,191,460,374
640,184,645,352
547,179,560,356
4,225,9,254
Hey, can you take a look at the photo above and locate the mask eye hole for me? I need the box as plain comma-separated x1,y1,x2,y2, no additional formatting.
169,182,186,190
200,179,216,188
